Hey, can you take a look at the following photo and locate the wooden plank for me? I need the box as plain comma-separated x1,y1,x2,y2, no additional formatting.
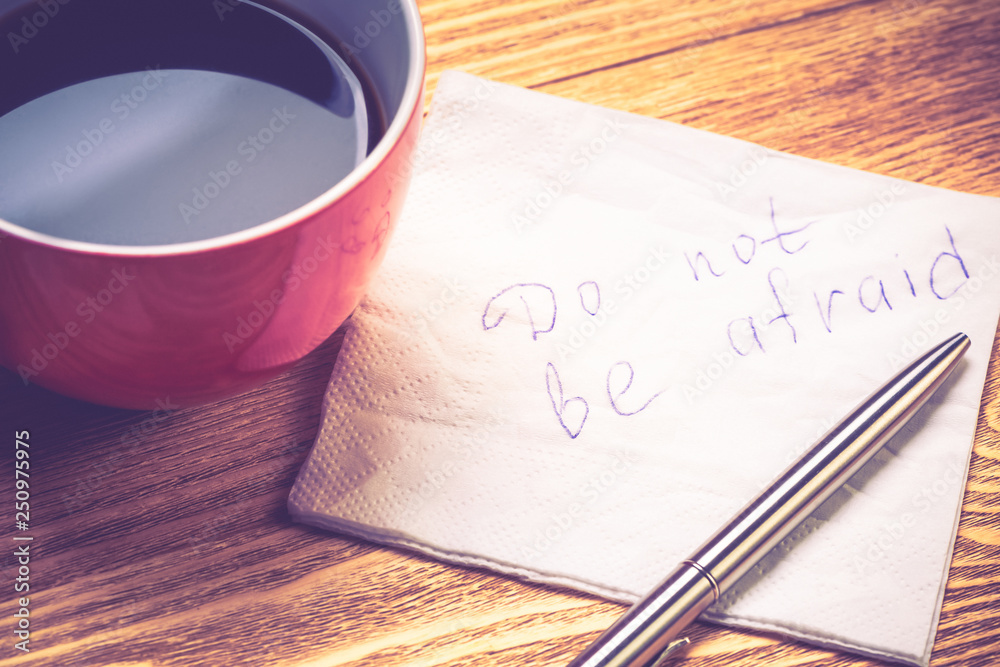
1,0,998,665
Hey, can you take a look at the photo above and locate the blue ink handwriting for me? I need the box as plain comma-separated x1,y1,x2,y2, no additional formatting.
684,198,817,282
545,362,589,439
482,283,557,340
607,361,662,416
728,225,970,356
578,281,601,316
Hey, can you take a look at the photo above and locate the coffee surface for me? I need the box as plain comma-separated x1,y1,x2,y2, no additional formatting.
0,0,372,245
0,67,368,245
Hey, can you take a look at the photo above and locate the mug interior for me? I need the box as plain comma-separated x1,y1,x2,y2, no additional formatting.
0,0,424,252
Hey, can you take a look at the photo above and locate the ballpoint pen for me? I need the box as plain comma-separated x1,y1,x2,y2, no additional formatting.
567,332,971,667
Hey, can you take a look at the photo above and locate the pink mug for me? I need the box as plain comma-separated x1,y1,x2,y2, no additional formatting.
0,0,425,409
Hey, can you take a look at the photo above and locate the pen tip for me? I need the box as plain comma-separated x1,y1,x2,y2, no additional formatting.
933,333,971,366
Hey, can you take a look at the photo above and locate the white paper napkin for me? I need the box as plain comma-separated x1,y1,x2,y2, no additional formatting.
289,71,1000,665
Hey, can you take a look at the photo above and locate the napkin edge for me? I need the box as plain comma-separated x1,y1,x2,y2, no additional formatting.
288,507,639,602
916,441,976,667
700,609,925,667
290,507,927,666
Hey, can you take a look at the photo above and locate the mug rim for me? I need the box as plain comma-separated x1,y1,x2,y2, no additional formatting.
0,0,426,257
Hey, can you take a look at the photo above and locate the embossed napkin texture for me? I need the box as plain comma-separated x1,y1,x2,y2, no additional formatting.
289,70,1000,666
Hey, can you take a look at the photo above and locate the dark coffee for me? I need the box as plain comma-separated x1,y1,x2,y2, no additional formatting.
0,0,383,245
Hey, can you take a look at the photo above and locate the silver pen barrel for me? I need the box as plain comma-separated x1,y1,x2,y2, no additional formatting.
568,332,971,667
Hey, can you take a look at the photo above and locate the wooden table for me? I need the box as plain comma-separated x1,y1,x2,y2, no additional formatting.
3,0,999,665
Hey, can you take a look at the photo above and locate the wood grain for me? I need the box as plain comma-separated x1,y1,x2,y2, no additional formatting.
2,0,999,665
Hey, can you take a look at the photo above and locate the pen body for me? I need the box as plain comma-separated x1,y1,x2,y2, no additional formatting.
567,333,970,667
692,331,969,592
567,563,715,666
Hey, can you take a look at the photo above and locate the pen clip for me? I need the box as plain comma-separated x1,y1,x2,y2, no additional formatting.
651,637,691,667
